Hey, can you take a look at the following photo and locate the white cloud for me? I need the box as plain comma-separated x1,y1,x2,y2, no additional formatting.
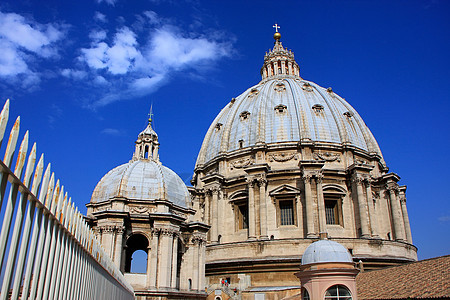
0,11,65,87
89,29,107,42
96,0,117,6
77,12,232,108
94,12,107,23
61,68,88,80
101,128,123,136
81,27,143,75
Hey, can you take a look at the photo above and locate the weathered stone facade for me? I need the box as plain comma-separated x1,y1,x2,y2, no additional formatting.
191,32,417,298
86,119,209,299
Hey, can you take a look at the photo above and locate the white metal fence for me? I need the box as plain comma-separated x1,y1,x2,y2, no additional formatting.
0,100,134,300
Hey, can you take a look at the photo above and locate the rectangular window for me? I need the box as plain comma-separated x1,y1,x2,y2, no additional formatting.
325,200,338,225
279,200,294,225
238,204,248,229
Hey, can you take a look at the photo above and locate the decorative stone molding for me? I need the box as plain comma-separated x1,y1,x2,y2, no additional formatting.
313,151,340,162
315,172,324,184
355,159,370,165
97,225,124,233
256,174,267,187
386,182,399,192
246,176,256,187
351,174,365,185
154,227,180,237
130,205,153,214
269,152,297,162
230,157,254,169
302,173,313,183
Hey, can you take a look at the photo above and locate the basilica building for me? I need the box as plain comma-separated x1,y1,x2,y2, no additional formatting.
86,30,417,299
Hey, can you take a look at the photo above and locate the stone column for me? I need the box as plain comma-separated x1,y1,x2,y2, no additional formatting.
247,177,256,240
113,226,124,268
365,179,379,238
258,175,268,239
353,174,370,238
399,188,412,243
387,183,406,242
303,173,316,238
288,62,293,75
157,229,174,288
316,173,327,238
148,229,159,287
192,237,200,291
171,235,179,288
204,192,210,225
198,238,206,291
211,187,219,243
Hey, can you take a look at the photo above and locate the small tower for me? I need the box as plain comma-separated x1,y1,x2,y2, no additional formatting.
133,110,160,161
260,26,301,80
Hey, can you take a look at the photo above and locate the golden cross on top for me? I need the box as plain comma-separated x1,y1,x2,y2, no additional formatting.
148,104,153,124
273,23,280,33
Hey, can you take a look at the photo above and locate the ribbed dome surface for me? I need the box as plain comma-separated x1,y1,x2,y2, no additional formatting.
196,77,382,166
302,240,353,265
91,159,189,208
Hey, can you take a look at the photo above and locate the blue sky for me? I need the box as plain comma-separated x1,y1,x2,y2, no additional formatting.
0,0,448,260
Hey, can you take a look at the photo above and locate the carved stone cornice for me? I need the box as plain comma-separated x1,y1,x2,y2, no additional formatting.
386,182,399,192
97,225,124,234
153,227,180,237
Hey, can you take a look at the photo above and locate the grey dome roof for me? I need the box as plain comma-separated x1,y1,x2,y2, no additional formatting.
90,159,190,208
302,240,353,265
196,77,382,166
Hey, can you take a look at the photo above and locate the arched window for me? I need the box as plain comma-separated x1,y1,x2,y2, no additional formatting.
302,288,310,300
324,284,352,299
124,233,149,273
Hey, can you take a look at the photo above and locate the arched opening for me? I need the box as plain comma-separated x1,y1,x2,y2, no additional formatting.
188,278,192,290
324,284,352,299
302,288,310,300
124,233,149,273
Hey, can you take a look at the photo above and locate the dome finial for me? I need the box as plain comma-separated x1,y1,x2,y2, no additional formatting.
273,23,281,41
148,103,153,125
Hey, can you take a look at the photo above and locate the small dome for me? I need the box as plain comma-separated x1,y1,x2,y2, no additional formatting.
302,240,353,265
90,159,189,208
90,117,189,208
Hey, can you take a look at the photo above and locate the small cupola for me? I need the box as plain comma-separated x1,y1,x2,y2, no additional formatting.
133,109,160,161
261,24,301,80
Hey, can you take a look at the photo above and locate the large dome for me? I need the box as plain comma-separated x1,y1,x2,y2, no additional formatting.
90,120,189,208
196,40,382,167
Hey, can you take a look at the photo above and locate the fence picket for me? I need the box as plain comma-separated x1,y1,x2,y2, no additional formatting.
0,100,133,299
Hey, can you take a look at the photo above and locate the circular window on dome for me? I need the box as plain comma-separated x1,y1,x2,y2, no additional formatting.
324,284,352,300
